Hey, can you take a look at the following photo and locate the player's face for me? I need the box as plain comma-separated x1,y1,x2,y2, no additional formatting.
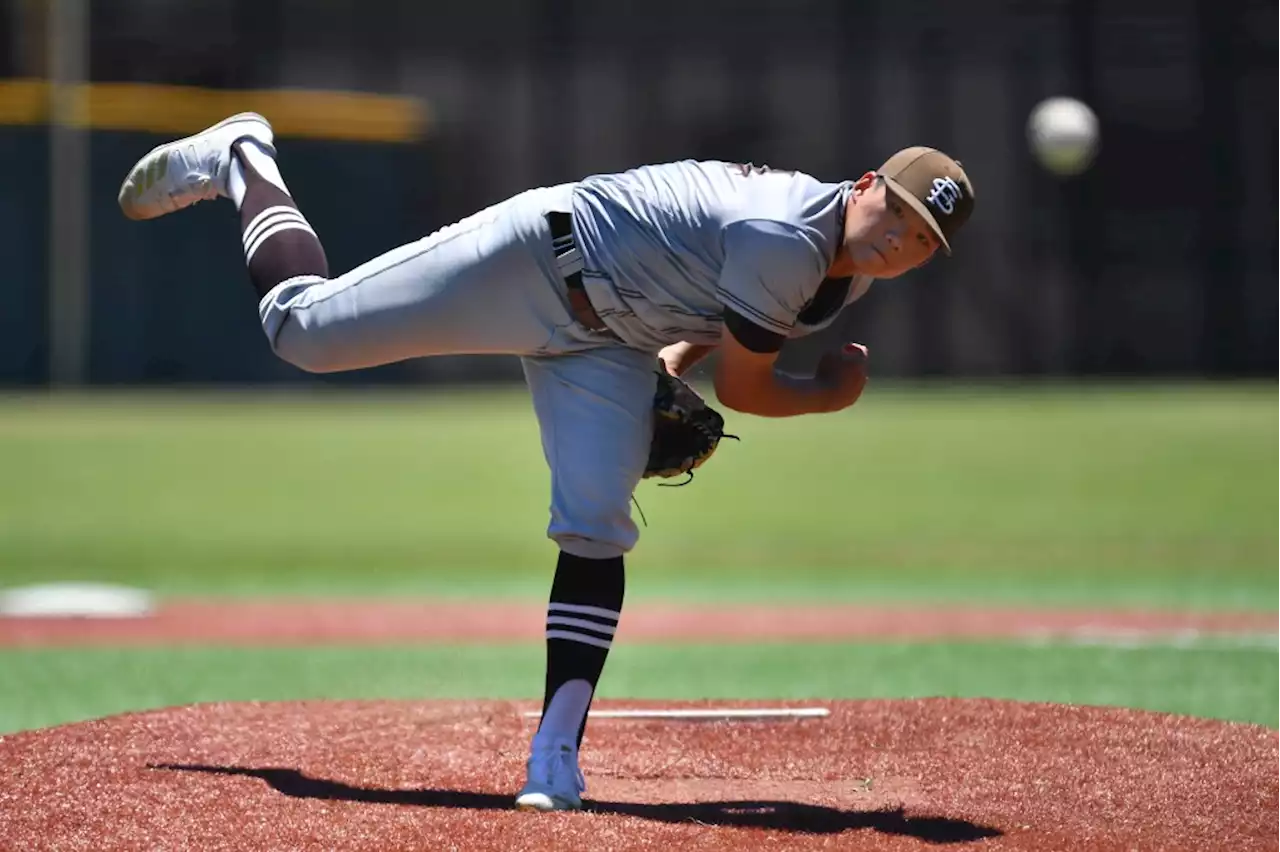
843,176,941,279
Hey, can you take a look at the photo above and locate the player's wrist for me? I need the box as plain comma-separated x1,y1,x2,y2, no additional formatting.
660,342,716,377
735,371,833,417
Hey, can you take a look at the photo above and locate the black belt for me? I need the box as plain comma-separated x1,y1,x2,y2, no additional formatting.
547,211,615,336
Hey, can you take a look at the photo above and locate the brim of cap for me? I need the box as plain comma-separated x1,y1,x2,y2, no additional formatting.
883,175,952,256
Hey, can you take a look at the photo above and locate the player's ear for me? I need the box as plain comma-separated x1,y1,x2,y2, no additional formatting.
852,171,878,193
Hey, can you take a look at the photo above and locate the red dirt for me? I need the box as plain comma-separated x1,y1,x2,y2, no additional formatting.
0,599,1274,646
0,698,1274,851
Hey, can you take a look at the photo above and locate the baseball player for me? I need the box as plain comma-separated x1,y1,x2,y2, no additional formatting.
117,112,974,812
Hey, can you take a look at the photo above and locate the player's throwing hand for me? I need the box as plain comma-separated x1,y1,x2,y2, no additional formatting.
814,343,870,412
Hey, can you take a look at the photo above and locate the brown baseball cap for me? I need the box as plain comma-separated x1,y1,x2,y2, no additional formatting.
877,146,975,255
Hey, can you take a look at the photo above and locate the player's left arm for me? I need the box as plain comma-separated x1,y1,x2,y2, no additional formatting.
659,341,718,376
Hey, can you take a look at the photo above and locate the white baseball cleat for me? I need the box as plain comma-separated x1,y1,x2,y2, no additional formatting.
117,112,275,221
514,737,586,812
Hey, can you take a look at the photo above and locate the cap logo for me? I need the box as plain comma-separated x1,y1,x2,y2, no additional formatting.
925,176,962,216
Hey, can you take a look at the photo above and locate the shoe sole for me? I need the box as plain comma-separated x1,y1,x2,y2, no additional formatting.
117,111,274,220
514,792,583,812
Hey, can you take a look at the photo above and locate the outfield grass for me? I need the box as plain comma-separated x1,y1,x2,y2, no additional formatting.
0,383,1274,607
0,385,1274,735
1,641,1274,735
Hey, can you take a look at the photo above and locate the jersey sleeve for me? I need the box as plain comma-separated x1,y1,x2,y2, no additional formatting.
715,219,827,338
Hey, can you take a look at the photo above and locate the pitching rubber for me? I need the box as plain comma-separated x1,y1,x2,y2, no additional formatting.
522,706,831,722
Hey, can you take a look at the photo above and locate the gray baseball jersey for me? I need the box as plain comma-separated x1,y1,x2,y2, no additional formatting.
569,160,873,350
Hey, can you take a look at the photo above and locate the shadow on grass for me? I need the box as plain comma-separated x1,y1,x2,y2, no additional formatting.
149,763,1001,843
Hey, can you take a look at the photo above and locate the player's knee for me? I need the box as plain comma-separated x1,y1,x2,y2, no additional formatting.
258,275,347,373
548,508,639,559
268,320,346,374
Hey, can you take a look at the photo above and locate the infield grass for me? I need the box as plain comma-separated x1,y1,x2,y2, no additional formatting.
1,640,1274,735
0,383,1275,608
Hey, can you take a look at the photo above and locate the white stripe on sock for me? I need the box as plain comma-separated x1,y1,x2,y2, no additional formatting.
246,221,317,264
243,206,308,251
546,615,617,637
547,602,621,623
243,205,303,245
545,629,613,650
243,213,307,257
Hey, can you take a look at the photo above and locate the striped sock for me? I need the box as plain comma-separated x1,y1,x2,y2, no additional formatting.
545,601,619,650
242,205,317,265
232,143,328,299
537,552,625,748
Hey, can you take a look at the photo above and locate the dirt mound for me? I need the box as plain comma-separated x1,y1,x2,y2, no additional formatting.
0,698,1274,851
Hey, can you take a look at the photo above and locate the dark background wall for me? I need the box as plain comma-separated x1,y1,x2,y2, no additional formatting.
1,0,1275,385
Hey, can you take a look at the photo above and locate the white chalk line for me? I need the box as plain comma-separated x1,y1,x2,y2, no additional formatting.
1014,628,1277,652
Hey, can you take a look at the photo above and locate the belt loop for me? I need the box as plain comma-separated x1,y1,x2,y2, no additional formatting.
557,246,584,277
548,211,585,279
546,211,617,339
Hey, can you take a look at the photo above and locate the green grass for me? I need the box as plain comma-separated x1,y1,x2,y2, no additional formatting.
1,641,1274,735
0,385,1273,738
0,383,1274,607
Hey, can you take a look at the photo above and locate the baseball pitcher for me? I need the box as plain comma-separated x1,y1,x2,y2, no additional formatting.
117,113,975,811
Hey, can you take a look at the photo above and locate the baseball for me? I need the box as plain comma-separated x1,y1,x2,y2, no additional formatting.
1026,96,1099,176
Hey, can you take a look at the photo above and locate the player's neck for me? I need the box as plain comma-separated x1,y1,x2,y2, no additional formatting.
828,192,863,278
826,246,859,279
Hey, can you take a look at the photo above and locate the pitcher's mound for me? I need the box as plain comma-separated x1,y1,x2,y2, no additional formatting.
0,698,1274,851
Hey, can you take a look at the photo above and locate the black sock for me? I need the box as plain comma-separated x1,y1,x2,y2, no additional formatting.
232,141,328,299
537,551,625,748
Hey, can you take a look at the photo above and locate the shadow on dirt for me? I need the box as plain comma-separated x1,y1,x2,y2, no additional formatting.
149,764,1001,843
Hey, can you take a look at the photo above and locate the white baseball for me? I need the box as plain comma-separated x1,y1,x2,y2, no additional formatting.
1026,96,1099,176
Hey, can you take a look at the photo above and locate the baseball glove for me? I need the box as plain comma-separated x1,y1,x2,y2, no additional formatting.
645,369,737,484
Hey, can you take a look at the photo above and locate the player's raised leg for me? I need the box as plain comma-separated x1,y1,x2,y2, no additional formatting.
515,347,657,812
118,115,584,371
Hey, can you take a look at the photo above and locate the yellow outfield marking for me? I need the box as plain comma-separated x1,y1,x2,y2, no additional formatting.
0,80,430,142
0,79,47,124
